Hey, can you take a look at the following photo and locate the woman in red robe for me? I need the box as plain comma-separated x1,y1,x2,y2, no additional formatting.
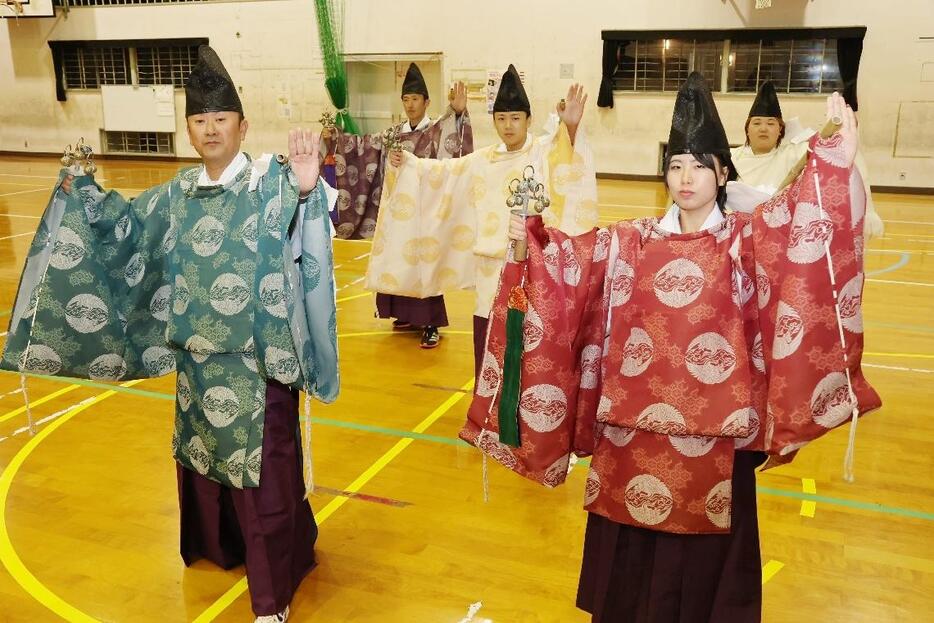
462,73,880,622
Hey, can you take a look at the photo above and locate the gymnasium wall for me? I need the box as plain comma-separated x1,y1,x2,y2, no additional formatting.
1,0,932,188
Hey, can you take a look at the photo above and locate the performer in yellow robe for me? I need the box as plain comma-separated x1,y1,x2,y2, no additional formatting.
364,64,599,376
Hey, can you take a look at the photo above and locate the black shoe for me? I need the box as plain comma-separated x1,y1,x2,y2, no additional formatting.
420,326,441,349
392,319,413,330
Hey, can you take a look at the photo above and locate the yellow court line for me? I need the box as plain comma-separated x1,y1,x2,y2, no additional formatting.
335,292,371,304
337,330,472,339
0,385,81,424
0,380,143,623
761,560,785,585
864,351,934,360
800,478,817,518
192,377,476,623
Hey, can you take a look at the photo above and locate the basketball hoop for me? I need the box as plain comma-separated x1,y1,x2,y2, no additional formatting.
0,0,24,16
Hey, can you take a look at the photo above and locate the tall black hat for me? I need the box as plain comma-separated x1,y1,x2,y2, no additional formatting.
185,45,243,117
401,63,429,98
667,72,735,179
748,80,783,118
492,64,531,115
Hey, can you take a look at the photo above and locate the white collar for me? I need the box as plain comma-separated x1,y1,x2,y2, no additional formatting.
658,203,725,234
197,152,249,187
402,116,431,133
495,134,533,153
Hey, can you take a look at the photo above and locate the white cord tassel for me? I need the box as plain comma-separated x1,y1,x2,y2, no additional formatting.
302,389,315,498
481,452,490,503
458,602,483,623
813,168,861,482
19,373,36,436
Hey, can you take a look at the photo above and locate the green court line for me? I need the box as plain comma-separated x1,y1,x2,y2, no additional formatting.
755,486,934,522
2,370,931,523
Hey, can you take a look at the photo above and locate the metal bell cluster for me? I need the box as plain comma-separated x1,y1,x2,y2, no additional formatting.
506,164,550,215
60,137,97,175
380,126,404,153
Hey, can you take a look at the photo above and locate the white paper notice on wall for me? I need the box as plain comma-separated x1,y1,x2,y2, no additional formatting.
487,68,527,114
102,85,176,132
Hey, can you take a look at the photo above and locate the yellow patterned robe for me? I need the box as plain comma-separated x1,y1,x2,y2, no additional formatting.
365,116,598,317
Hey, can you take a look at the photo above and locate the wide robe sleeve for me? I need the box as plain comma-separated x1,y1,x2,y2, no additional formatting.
2,170,176,381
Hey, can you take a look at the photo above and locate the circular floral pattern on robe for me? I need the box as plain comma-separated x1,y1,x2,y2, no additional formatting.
191,216,226,257
203,386,240,428
21,344,62,376
811,371,853,428
625,474,673,525
518,384,568,433
773,301,804,360
621,327,654,377
50,227,86,270
88,353,127,381
64,293,109,334
653,258,706,308
142,346,175,377
705,480,732,529
787,202,833,265
685,332,737,385
210,273,251,316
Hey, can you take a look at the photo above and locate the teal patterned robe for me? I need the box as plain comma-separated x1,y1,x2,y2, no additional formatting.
2,156,339,489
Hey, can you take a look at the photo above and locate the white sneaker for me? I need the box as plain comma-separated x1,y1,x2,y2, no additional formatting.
254,606,289,623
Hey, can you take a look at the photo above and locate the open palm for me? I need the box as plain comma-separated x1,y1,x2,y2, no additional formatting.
289,128,320,194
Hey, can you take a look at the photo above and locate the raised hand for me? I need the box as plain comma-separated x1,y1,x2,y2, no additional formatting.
389,150,404,168
557,83,588,128
289,128,321,195
827,92,858,169
450,81,468,115
60,175,75,195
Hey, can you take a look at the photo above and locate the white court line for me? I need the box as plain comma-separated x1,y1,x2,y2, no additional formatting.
0,174,58,179
883,219,934,226
0,395,100,445
0,214,41,219
337,276,365,291
866,278,934,288
0,188,47,198
352,252,371,260
882,232,934,239
0,232,33,241
867,248,934,257
864,363,932,375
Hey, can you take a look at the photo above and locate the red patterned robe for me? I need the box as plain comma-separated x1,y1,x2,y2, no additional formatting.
460,133,881,535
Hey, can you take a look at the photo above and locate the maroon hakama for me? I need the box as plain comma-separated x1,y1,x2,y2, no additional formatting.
472,315,489,380
376,293,448,328
576,451,765,623
177,380,317,616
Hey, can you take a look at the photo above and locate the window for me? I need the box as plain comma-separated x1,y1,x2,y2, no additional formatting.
137,44,200,87
103,131,175,155
729,38,842,93
61,46,130,89
603,28,860,95
614,39,723,93
49,38,208,100
54,0,210,6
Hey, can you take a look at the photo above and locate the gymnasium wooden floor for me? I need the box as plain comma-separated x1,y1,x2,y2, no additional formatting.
0,154,930,622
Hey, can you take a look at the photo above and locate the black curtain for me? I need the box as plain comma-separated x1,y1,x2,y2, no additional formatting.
836,34,865,111
598,40,622,108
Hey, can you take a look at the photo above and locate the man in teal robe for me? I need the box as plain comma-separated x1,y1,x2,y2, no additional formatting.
2,46,338,623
